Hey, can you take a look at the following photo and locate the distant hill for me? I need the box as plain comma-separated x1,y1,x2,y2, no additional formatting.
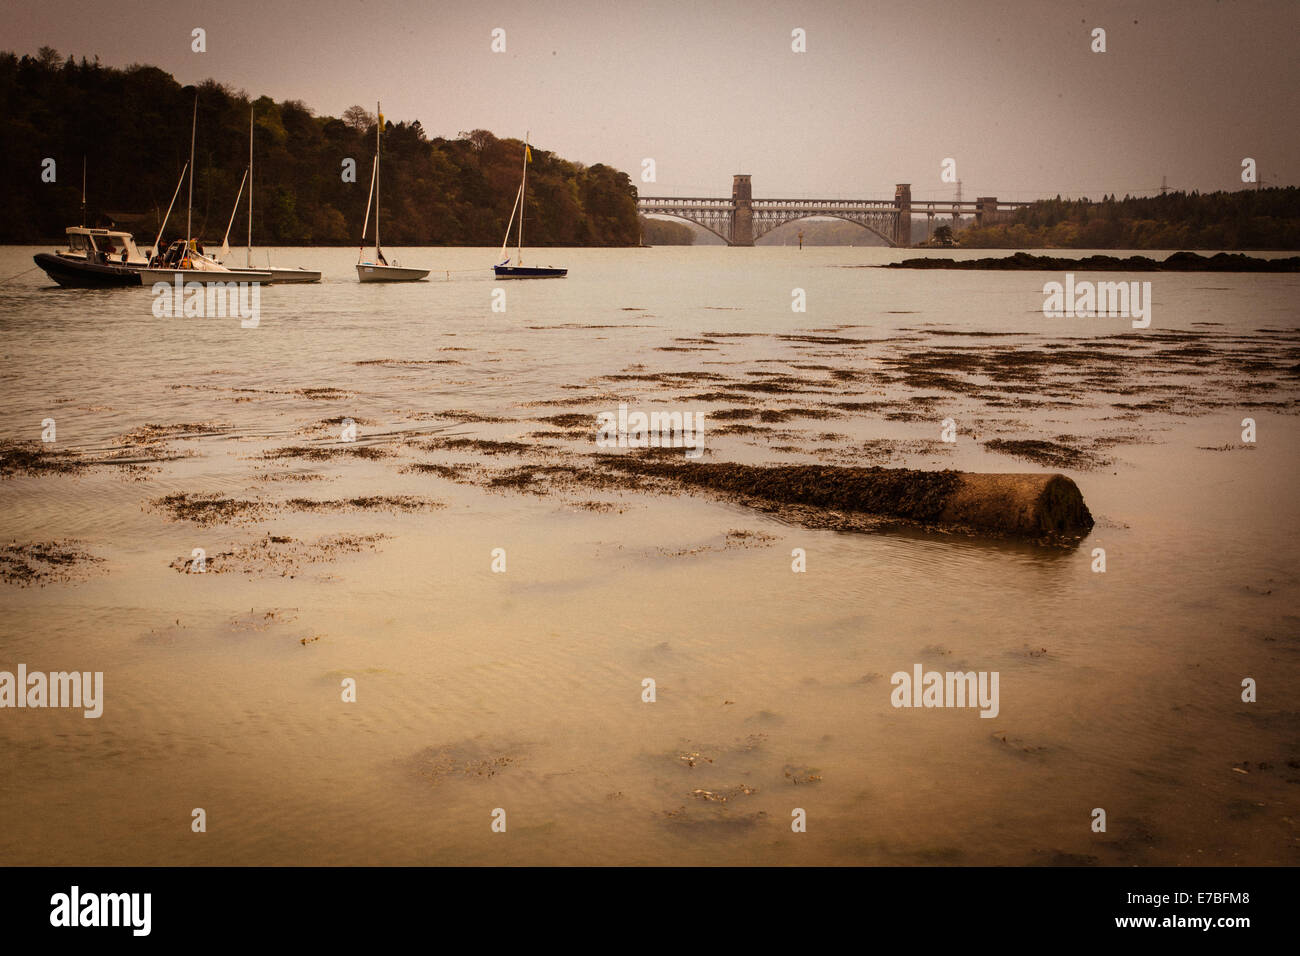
1,47,640,246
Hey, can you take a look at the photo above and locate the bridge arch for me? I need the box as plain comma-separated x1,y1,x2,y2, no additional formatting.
753,213,896,247
640,211,733,245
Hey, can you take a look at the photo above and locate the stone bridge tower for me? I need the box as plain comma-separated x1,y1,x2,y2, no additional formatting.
731,175,754,247
893,183,911,248
975,197,1000,227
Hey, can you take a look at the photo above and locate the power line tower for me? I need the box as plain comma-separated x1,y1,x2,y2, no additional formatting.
1160,175,1168,196
953,179,962,225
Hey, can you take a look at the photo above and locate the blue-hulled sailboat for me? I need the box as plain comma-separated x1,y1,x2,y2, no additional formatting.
494,134,566,279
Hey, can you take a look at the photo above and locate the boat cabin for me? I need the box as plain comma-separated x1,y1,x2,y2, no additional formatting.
61,227,149,266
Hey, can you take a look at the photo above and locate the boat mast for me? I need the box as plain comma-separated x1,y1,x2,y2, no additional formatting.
375,101,381,257
516,132,528,265
247,106,253,268
186,95,196,248
80,156,86,228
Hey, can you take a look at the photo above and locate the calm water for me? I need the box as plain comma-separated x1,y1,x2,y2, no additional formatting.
1,244,1297,865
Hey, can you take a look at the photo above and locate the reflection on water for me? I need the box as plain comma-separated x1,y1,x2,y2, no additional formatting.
1,246,1297,865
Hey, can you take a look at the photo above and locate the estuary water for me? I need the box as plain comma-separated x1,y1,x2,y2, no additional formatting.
1,244,1297,865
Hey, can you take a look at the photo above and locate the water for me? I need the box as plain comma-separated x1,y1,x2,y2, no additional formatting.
1,244,1297,865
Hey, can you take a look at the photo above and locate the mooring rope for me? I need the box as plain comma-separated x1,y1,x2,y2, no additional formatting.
0,264,40,285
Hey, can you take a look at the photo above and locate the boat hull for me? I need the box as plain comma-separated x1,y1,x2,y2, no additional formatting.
137,267,274,285
493,265,567,279
229,266,321,284
357,263,429,282
33,253,142,288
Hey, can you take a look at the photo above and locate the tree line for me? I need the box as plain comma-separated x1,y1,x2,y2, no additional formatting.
1,48,641,246
640,216,695,244
957,189,1300,250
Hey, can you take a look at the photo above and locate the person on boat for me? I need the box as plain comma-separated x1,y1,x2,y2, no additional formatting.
120,248,129,264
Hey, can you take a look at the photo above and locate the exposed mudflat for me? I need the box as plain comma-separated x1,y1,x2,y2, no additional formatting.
0,540,105,586
168,533,388,577
149,492,444,526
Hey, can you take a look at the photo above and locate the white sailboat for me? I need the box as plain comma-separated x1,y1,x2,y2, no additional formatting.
494,133,566,279
223,107,321,283
356,101,428,282
136,96,273,285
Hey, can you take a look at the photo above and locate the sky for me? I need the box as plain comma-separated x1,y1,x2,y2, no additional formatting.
7,0,1298,202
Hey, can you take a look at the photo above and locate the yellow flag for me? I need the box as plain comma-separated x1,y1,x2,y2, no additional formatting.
378,112,384,128
525,145,532,163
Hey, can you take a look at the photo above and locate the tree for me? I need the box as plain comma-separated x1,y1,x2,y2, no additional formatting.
342,105,373,132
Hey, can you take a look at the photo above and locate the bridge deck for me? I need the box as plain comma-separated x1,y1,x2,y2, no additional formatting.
639,197,1033,210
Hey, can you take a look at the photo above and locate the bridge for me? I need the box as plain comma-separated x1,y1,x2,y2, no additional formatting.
637,176,1032,247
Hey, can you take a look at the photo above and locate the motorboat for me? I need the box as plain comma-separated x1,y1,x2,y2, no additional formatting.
33,234,144,287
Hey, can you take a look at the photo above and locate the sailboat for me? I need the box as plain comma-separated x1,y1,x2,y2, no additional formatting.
356,102,429,282
136,95,272,285
222,107,321,283
494,134,566,279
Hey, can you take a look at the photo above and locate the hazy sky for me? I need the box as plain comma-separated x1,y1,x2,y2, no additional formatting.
9,0,1297,201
